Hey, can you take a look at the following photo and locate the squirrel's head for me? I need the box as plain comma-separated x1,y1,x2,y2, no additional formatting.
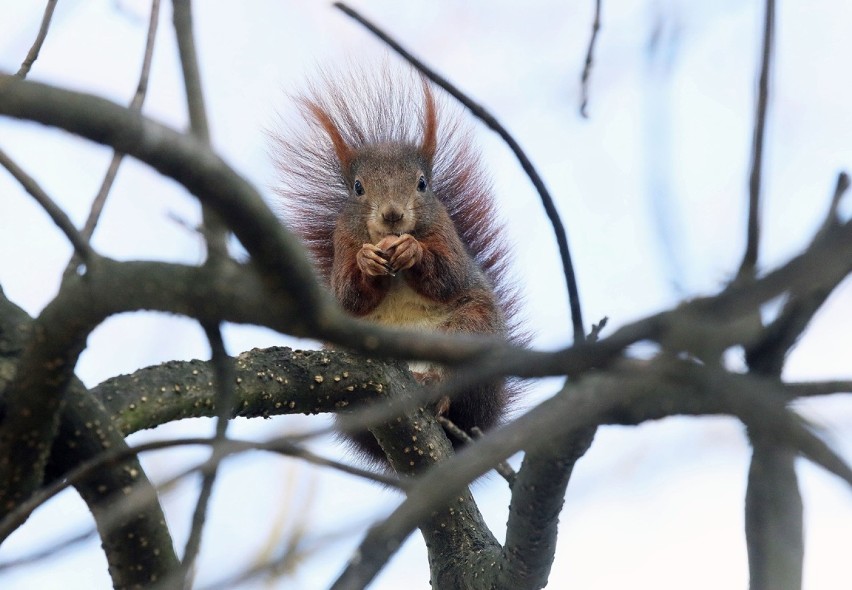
306,78,440,244
347,144,435,243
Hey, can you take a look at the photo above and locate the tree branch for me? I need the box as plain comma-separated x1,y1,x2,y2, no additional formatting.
15,0,58,79
78,0,162,245
740,0,775,276
172,0,229,259
579,0,603,118
0,290,179,587
497,427,595,589
179,322,233,586
0,147,96,262
745,439,803,590
332,359,852,589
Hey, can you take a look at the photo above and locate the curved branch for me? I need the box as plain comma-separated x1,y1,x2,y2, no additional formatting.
0,291,178,587
44,382,180,587
0,74,326,319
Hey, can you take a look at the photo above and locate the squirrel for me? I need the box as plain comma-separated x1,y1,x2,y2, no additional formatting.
271,66,523,464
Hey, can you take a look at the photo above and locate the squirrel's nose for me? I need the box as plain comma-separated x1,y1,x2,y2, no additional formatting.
382,208,404,224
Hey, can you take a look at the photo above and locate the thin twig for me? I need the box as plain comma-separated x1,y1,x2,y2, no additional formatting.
171,0,210,143
470,426,517,485
0,435,403,544
172,0,229,259
579,0,603,118
0,147,95,262
0,527,99,572
818,171,850,236
739,0,775,277
784,380,852,399
333,2,586,344
79,0,162,242
15,0,59,79
436,418,517,485
746,172,849,374
180,322,234,584
587,316,608,343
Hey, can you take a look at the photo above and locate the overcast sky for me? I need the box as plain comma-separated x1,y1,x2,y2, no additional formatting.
0,1,850,589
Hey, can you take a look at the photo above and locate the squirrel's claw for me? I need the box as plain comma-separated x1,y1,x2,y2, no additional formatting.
357,243,393,276
386,233,423,272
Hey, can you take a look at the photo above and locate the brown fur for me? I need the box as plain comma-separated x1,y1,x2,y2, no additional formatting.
270,66,524,465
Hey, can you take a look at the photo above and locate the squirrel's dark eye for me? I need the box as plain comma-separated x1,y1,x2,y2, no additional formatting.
353,179,364,196
416,175,428,192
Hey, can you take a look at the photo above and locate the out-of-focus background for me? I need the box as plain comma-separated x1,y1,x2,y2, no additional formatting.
0,1,849,588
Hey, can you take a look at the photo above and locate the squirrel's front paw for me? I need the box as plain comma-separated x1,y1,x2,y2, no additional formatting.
357,243,392,276
382,233,423,272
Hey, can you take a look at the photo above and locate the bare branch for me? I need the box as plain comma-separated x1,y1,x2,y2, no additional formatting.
180,322,234,585
587,315,608,343
333,2,587,344
784,380,852,398
0,294,178,586
745,442,803,590
0,74,329,322
438,418,516,485
499,427,595,588
471,426,517,485
332,360,851,589
79,0,162,243
740,0,775,277
579,0,603,118
745,178,850,373
0,147,96,263
0,434,403,546
172,0,229,259
171,0,210,143
817,170,850,236
15,0,58,79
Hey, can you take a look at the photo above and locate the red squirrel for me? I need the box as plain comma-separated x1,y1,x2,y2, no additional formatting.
271,67,522,463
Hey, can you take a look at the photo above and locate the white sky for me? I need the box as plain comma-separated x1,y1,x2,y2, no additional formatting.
0,1,850,589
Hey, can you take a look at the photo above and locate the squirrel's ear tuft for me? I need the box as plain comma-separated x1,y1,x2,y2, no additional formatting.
419,79,437,167
305,100,355,175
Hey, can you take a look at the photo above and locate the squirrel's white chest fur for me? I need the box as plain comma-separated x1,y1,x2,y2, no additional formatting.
365,277,451,329
365,279,450,374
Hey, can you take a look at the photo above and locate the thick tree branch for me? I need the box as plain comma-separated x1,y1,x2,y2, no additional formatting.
332,359,852,589
45,382,180,588
0,291,178,588
497,427,595,589
746,438,803,590
0,74,326,321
